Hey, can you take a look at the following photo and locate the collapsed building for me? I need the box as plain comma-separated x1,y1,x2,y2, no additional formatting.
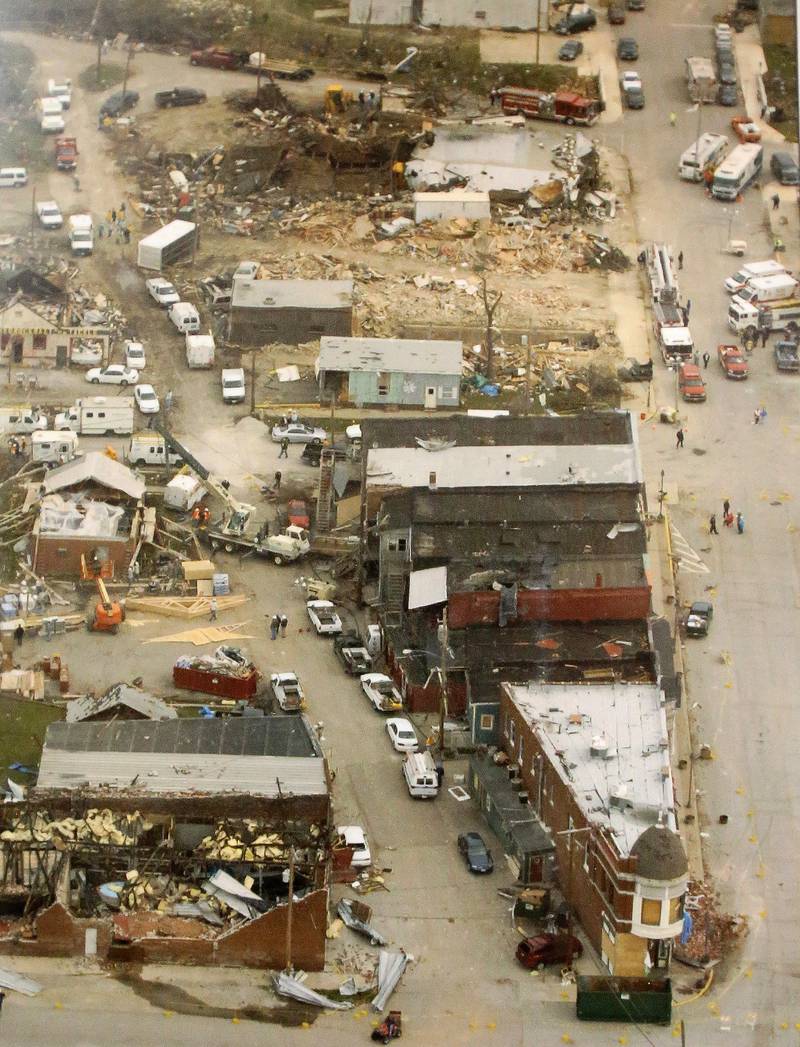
0,298,111,370
0,715,331,969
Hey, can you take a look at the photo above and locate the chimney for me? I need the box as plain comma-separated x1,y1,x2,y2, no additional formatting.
428,471,437,490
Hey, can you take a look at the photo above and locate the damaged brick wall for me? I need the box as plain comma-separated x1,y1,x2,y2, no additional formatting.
0,889,328,970
33,534,134,578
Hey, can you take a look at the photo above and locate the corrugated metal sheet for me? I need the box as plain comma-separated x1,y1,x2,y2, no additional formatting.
36,750,327,796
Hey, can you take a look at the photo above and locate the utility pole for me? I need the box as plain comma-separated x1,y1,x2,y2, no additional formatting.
523,335,531,413
250,348,256,414
438,608,448,756
121,46,133,98
657,469,666,520
284,847,295,972
30,187,36,247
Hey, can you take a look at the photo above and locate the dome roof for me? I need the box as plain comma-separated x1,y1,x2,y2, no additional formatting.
630,825,688,880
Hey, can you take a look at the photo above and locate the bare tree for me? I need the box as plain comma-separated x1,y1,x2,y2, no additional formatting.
479,277,503,384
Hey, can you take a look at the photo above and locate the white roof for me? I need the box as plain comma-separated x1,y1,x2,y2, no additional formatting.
660,326,692,345
232,278,354,310
318,336,462,376
366,444,641,489
138,220,196,248
505,682,676,855
43,451,145,500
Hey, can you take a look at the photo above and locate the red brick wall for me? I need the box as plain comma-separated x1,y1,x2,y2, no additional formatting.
34,534,133,578
448,586,651,628
499,690,638,956
0,890,328,971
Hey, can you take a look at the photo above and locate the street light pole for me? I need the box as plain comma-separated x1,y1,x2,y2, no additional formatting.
438,608,448,756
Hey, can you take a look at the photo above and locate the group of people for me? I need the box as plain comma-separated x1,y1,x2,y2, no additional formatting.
7,436,26,458
709,499,745,535
191,503,211,527
98,204,130,244
267,613,289,640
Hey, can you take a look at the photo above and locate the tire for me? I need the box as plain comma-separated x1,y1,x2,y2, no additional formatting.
91,378,99,384
224,542,234,553
120,380,129,387
273,554,284,566
190,58,198,65
134,459,146,467
565,117,575,125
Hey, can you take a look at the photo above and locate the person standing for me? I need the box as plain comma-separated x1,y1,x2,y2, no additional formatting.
14,623,24,647
278,437,289,459
760,328,769,347
209,597,218,622
270,614,280,640
273,470,282,491
772,193,780,210
736,512,744,534
111,208,117,223
676,428,685,449
709,513,718,535
702,351,710,369
724,509,734,528
685,299,691,319
669,111,677,127
723,499,730,518
753,409,760,425
678,251,684,269
280,614,288,638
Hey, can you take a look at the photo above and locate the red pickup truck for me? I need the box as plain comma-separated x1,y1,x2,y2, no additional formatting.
718,343,749,379
189,46,242,70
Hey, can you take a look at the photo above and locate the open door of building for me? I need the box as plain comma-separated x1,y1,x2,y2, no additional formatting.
424,385,437,409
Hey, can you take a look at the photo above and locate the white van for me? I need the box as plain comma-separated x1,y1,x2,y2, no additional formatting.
402,751,439,799
31,430,80,464
0,406,48,434
126,433,183,468
47,79,72,109
186,333,215,369
724,260,788,295
0,168,28,189
167,302,200,334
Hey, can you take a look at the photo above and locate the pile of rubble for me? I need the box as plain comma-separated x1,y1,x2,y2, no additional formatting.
675,879,748,967
197,819,322,863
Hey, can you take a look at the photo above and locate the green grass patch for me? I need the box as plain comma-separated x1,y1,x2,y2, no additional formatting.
0,696,63,788
77,61,127,93
0,116,49,171
764,43,797,143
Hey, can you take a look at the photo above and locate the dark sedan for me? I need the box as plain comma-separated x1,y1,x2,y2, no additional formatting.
718,83,738,107
617,37,639,60
99,90,140,118
686,600,713,637
516,934,583,970
457,832,494,874
625,86,645,109
772,151,800,185
558,40,584,61
154,86,207,108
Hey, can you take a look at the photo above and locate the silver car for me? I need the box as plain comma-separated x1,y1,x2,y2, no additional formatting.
271,422,328,444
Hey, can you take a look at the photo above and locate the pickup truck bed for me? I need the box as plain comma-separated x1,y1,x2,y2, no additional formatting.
774,340,800,371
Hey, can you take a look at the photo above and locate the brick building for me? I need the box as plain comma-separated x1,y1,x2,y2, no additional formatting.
228,278,353,346
499,681,688,976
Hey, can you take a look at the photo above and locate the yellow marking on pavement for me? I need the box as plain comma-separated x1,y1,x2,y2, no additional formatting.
749,835,758,843
759,909,768,918
735,786,744,795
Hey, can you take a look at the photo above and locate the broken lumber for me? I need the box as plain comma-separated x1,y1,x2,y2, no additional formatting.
125,594,249,619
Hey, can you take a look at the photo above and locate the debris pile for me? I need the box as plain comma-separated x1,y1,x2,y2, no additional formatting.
1,808,152,846
675,879,748,967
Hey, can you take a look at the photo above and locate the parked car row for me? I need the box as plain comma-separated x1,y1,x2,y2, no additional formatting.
714,23,738,107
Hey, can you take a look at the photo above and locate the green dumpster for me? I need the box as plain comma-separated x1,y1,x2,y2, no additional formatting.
576,976,672,1024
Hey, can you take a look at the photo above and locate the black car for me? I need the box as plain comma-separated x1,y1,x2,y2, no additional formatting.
771,151,800,185
555,8,597,33
626,0,645,9
686,601,713,637
617,37,639,60
457,832,494,874
717,62,737,86
99,90,140,118
558,40,584,60
625,86,645,109
154,86,207,109
608,3,625,22
718,83,738,106
300,438,348,467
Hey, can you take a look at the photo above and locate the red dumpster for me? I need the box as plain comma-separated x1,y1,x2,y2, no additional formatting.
172,664,260,700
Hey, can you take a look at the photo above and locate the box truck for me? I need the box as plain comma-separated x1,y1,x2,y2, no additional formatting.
186,333,215,368
31,430,80,464
137,220,197,270
55,397,134,435
68,214,93,256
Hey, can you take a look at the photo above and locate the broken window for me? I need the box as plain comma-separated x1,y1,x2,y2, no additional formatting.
32,334,47,352
377,372,390,396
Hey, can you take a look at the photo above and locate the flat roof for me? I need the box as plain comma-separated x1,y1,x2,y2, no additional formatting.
319,336,462,376
504,682,676,856
366,444,641,489
231,278,354,311
37,717,326,797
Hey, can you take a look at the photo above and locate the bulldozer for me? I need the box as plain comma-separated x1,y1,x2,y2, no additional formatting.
325,84,353,114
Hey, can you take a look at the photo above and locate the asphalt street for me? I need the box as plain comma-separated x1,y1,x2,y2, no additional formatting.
0,12,799,1046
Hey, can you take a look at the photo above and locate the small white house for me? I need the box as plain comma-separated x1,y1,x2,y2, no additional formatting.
349,0,541,28
413,191,491,224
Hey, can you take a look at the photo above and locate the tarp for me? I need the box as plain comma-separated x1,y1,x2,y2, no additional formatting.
0,967,43,996
273,972,352,1010
370,949,408,1012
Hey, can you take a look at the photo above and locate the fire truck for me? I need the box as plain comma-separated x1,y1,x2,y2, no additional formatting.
499,87,600,126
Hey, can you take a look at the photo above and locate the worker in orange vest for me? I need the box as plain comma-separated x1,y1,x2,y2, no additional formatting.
191,505,201,527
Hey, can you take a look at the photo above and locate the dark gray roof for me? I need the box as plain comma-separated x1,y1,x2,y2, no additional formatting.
44,716,320,758
630,825,688,880
469,753,554,856
361,412,635,451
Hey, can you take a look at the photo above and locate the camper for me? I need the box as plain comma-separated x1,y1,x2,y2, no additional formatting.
186,333,215,368
125,433,184,468
167,302,200,334
55,397,134,435
163,474,206,511
68,214,93,256
678,132,728,181
402,751,439,799
31,430,80,464
0,406,49,434
712,143,763,200
137,220,197,271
